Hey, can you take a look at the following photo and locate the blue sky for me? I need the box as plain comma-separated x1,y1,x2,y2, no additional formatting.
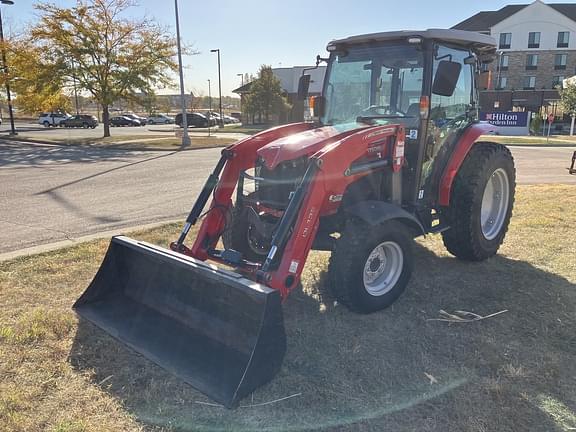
4,0,576,96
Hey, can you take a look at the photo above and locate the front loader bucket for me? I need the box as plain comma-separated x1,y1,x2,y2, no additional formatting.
73,236,286,408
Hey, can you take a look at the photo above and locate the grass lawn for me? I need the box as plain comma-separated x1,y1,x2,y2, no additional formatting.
0,185,575,431
213,125,268,135
1,135,236,150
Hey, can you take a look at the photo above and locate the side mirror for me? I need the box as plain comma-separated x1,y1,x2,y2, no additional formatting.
297,74,311,100
310,96,325,118
477,70,492,90
432,60,462,97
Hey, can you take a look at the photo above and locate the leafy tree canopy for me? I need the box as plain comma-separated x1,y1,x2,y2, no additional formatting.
244,65,290,123
559,82,576,116
31,0,179,136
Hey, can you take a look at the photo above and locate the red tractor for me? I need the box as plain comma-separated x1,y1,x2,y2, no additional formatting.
75,29,515,408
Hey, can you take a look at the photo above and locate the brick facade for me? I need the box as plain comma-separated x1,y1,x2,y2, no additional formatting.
453,2,576,116
491,50,576,91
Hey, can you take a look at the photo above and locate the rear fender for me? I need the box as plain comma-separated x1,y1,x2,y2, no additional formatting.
438,122,498,207
190,122,313,259
344,201,425,237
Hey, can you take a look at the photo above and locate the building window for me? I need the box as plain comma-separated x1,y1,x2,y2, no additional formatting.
553,76,565,88
558,32,570,48
528,32,541,48
555,54,568,70
523,76,536,90
526,54,538,70
497,76,508,89
498,54,509,71
499,33,512,49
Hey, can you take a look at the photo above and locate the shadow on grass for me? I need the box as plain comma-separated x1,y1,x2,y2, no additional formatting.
69,244,575,432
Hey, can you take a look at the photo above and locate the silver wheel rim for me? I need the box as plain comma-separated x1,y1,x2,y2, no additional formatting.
481,168,510,240
363,241,403,296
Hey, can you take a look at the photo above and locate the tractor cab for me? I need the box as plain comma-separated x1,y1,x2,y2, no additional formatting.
303,29,497,204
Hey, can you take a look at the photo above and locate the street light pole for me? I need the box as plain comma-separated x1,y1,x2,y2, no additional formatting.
0,1,17,136
174,0,190,147
71,59,80,115
210,48,224,127
236,73,243,113
207,79,211,137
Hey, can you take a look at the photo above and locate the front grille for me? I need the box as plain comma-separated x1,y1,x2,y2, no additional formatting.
254,157,308,209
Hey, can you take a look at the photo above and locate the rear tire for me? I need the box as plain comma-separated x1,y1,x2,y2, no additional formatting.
441,143,515,261
327,219,414,314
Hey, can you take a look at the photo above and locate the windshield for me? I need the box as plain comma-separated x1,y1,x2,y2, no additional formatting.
321,43,424,127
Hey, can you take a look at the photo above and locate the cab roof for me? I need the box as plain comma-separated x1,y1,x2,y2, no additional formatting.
327,29,496,55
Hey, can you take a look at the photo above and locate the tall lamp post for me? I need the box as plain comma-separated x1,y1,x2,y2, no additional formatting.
71,59,80,115
174,0,190,147
207,79,212,137
210,48,224,127
236,73,243,113
0,0,17,136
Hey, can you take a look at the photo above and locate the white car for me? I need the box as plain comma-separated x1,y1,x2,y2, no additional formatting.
147,114,174,124
38,112,71,127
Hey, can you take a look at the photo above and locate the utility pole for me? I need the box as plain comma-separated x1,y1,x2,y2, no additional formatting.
174,0,190,147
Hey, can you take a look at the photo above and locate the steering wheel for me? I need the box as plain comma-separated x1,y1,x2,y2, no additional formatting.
361,105,406,117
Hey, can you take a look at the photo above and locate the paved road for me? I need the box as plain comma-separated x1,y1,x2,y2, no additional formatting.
0,141,220,253
511,145,576,184
0,141,574,255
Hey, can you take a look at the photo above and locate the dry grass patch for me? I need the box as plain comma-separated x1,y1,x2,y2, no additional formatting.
5,135,236,151
1,186,575,431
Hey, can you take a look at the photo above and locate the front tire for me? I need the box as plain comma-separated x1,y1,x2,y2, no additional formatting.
441,143,515,261
327,219,414,314
222,206,270,263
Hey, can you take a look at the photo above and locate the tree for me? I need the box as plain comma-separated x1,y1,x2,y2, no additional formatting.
32,0,178,137
244,65,290,124
0,38,71,114
559,82,576,136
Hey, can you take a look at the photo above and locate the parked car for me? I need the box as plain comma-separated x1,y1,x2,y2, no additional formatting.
110,116,141,127
61,114,99,129
175,112,213,128
147,114,174,124
123,113,147,126
207,112,222,125
223,115,240,124
38,112,71,127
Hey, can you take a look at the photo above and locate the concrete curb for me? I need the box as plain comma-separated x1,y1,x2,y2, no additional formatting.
0,219,182,262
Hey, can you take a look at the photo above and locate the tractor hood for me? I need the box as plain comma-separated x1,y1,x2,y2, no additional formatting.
257,124,368,170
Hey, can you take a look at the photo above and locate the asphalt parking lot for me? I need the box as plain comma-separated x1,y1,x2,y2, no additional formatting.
0,120,227,140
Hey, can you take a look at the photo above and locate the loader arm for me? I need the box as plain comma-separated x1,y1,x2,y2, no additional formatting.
183,122,314,260
263,125,406,298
